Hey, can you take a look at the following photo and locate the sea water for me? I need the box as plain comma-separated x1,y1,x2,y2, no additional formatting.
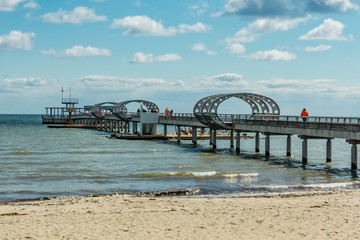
0,114,359,201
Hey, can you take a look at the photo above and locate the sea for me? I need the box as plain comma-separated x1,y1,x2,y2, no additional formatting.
0,114,359,202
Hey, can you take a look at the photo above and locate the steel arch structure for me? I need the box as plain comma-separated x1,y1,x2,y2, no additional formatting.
193,93,280,129
113,100,159,121
90,102,118,119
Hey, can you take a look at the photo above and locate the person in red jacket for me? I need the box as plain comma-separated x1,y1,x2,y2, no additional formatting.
301,108,309,122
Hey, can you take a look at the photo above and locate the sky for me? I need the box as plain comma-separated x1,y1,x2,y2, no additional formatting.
1,0,360,116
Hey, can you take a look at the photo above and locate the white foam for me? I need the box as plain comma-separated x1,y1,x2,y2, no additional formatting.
304,181,360,189
223,174,238,178
190,171,217,177
223,173,259,178
266,181,360,189
238,173,259,177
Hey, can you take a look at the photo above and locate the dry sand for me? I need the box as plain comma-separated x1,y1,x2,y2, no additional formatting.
1,190,360,240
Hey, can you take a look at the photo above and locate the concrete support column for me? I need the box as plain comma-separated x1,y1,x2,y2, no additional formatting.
302,137,308,165
213,130,217,149
351,144,357,170
209,129,213,146
230,130,234,149
115,121,120,133
123,122,127,133
127,122,131,133
326,139,332,163
177,125,181,143
236,131,240,153
265,133,270,157
192,126,197,145
255,132,260,153
110,120,113,132
133,122,137,134
101,120,105,131
164,125,168,138
286,135,292,157
106,120,110,131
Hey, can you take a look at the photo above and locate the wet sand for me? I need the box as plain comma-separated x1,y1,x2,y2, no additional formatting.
1,190,360,240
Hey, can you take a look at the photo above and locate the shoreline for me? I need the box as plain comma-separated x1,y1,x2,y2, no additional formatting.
1,189,360,239
2,180,360,204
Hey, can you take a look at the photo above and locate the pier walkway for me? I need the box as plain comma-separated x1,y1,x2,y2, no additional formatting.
42,93,360,170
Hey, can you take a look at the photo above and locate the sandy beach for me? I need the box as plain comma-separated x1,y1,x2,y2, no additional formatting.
1,190,360,240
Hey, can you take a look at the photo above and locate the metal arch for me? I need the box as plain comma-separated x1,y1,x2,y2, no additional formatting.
193,94,225,126
193,93,280,129
113,100,159,121
203,94,260,129
90,102,118,119
243,93,280,115
193,93,261,127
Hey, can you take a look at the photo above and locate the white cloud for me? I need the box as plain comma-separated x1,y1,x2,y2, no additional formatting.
221,0,359,16
224,16,309,55
228,15,311,44
73,75,168,94
110,15,176,36
304,44,332,52
204,50,218,55
311,0,359,12
192,43,218,55
73,73,360,99
24,1,38,9
0,30,35,50
178,22,211,34
201,73,247,87
256,78,360,96
299,18,347,40
192,43,206,51
40,45,112,57
0,0,25,11
130,52,182,63
110,15,211,36
248,49,296,61
41,6,108,24
226,42,246,54
0,77,49,92
188,1,208,15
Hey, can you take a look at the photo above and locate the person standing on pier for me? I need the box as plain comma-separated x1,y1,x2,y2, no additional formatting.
301,108,309,122
165,108,170,116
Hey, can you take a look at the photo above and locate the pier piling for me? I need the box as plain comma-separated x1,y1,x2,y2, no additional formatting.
177,126,181,143
212,130,217,149
351,144,358,170
286,135,292,157
192,127,197,145
255,132,260,153
265,133,270,157
326,139,332,163
236,131,240,153
301,137,308,165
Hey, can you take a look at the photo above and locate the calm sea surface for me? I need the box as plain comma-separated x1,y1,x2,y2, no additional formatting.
0,114,359,201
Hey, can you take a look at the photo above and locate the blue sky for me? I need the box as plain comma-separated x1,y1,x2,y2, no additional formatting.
1,0,360,115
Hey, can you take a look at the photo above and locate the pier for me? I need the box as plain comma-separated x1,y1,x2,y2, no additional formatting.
42,93,360,170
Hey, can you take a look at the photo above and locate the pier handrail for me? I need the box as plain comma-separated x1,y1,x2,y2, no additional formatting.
232,114,360,124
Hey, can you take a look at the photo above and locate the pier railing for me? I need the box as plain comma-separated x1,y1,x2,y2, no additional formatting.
70,111,360,126
158,113,360,125
214,114,360,125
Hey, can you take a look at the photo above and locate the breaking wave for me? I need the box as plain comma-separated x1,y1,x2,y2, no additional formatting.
130,171,259,178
